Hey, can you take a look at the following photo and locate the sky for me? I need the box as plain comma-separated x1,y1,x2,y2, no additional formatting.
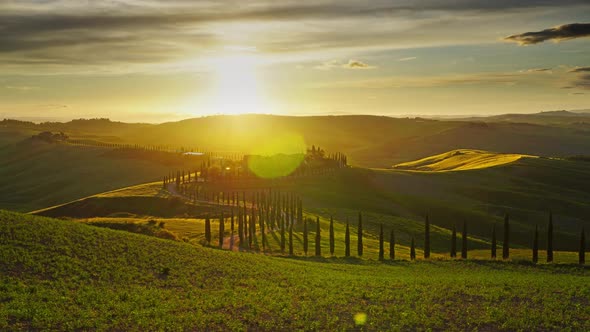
0,0,589,123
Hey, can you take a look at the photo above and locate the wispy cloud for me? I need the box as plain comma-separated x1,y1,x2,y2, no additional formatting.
315,59,375,70
520,68,552,73
504,23,590,45
3,85,39,91
310,69,566,89
398,57,417,61
342,59,375,69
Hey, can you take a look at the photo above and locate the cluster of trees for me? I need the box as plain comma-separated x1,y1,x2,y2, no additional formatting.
68,139,240,160
307,145,348,167
202,190,303,252
31,131,69,143
162,146,349,187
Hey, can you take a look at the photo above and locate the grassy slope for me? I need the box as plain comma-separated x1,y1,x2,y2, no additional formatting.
392,149,531,171
292,157,590,251
0,132,198,212
1,210,589,331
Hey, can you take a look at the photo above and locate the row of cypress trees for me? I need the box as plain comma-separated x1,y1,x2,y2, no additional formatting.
421,212,586,264
204,209,586,264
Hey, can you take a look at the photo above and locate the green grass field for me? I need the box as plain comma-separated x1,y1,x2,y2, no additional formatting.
1,210,589,331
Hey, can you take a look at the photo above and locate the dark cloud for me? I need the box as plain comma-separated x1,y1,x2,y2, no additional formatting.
572,74,590,90
504,23,590,45
569,67,590,73
0,1,589,73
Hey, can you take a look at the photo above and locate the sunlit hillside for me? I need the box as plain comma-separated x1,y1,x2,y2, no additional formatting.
392,149,534,171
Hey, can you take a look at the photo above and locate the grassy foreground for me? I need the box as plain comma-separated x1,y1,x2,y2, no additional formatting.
1,210,589,331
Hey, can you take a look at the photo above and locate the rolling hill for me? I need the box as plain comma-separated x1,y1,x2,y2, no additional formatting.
4,113,590,168
392,149,533,171
0,133,199,212
1,210,589,330
35,152,590,252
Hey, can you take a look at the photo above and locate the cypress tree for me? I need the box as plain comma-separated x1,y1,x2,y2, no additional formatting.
219,213,224,248
579,228,585,265
230,209,235,250
389,229,395,260
450,223,457,258
410,237,416,260
424,215,430,259
238,208,243,248
280,215,286,253
491,223,497,259
547,211,554,263
532,225,539,264
260,208,266,251
315,216,321,257
303,217,308,255
345,219,350,257
461,221,468,259
357,212,363,257
379,223,384,261
205,217,211,245
503,214,510,260
329,216,335,256
289,223,294,256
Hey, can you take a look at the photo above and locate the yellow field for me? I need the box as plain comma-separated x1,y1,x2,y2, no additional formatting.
393,149,535,171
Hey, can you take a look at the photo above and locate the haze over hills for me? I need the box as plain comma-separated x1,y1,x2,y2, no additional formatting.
3,111,590,168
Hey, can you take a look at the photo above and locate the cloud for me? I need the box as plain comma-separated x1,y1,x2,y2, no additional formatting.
564,66,590,90
569,66,590,73
504,23,590,45
3,85,39,91
314,60,341,70
310,69,567,89
398,57,417,61
315,59,375,70
342,59,375,69
0,1,589,74
571,74,590,90
520,68,552,73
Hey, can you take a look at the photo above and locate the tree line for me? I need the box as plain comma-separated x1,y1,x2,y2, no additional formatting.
202,209,586,265
162,147,349,188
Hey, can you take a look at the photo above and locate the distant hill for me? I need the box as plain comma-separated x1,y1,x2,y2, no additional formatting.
456,110,590,126
3,113,590,167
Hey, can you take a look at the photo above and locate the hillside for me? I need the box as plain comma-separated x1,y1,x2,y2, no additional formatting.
35,155,590,252
0,133,198,212
1,210,589,330
392,149,533,171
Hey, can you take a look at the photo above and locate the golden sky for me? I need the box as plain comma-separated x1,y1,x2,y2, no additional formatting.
0,1,589,122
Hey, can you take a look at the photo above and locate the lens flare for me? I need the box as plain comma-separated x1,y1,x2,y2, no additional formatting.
247,133,306,178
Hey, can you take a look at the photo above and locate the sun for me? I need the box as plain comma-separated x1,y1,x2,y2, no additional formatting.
203,53,272,115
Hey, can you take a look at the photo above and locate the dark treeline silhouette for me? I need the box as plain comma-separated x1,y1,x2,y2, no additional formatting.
193,191,582,264
162,145,349,193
